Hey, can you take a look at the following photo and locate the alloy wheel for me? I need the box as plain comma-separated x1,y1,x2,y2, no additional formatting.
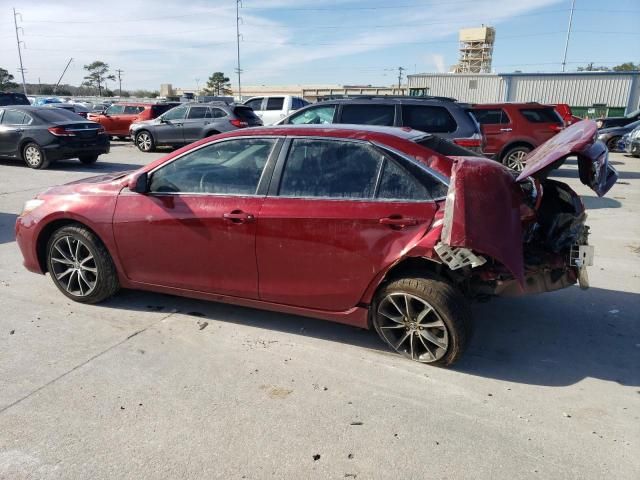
49,235,98,297
24,146,42,167
376,293,449,363
137,132,152,151
505,150,527,171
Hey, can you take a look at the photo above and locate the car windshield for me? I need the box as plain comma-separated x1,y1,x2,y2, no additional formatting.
625,109,640,119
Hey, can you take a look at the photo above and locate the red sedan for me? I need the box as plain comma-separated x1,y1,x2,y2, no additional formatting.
15,123,617,366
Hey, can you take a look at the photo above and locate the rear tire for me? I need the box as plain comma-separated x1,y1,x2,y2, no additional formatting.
78,155,99,164
46,225,120,304
501,145,531,171
606,136,620,152
22,142,50,169
371,275,472,366
135,131,155,152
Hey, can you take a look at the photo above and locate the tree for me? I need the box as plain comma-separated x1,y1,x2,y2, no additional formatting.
203,72,232,96
577,63,610,72
82,61,115,96
612,62,639,72
0,68,19,90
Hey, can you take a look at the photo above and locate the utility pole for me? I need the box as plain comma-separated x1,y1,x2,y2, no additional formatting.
235,0,243,100
561,0,576,72
116,69,123,96
195,78,200,95
13,8,27,95
53,57,73,93
397,66,406,91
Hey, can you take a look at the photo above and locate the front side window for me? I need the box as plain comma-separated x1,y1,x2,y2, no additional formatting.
266,97,285,111
187,106,212,119
244,98,263,111
289,105,336,125
401,105,457,133
472,108,509,125
149,138,276,195
1,109,27,125
279,139,384,199
162,105,189,121
340,104,395,126
105,105,125,115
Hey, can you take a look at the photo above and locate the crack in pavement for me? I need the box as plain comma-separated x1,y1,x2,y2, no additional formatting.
0,311,176,415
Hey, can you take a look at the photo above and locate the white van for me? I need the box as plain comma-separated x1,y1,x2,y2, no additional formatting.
243,95,309,125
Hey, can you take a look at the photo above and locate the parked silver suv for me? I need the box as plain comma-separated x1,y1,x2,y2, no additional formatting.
130,102,262,152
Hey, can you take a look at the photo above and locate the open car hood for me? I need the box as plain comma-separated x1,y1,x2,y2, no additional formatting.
516,120,618,197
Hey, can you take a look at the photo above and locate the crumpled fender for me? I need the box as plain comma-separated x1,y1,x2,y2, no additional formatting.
441,157,524,283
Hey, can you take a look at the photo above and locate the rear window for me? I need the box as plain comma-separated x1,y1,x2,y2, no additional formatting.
340,104,395,126
401,105,457,133
0,93,30,106
34,108,85,122
234,106,260,122
520,108,562,124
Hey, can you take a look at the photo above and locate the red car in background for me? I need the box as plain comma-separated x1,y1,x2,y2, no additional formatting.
88,102,179,138
15,123,617,366
553,103,582,126
471,102,565,170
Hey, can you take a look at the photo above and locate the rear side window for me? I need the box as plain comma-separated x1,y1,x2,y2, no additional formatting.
376,158,430,201
187,106,212,119
401,105,457,133
340,104,395,126
266,97,285,111
211,108,227,118
472,108,509,125
279,139,384,199
1,110,26,124
520,108,562,123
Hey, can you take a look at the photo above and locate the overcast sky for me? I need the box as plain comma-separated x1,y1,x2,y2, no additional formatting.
0,0,638,92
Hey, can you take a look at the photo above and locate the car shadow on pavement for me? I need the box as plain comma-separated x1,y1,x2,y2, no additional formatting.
457,286,640,387
0,212,17,244
100,285,639,387
580,196,622,209
101,289,388,353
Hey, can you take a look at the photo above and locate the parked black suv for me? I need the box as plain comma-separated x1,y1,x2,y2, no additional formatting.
596,109,640,130
278,96,484,152
0,91,30,106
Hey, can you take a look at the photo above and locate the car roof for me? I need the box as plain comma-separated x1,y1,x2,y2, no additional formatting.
0,105,43,111
222,124,430,140
472,102,549,108
319,96,464,106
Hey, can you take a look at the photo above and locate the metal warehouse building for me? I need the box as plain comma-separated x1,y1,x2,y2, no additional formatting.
407,71,640,117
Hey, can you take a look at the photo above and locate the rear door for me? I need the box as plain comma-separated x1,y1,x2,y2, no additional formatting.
0,109,27,157
181,105,212,143
471,107,512,156
98,104,124,135
256,137,439,311
519,107,564,144
117,105,144,135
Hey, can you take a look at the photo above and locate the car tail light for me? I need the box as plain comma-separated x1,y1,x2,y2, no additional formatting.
453,137,483,148
48,126,76,137
229,119,248,128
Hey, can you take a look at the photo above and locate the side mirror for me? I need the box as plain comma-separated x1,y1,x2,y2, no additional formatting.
159,117,167,123
129,172,149,193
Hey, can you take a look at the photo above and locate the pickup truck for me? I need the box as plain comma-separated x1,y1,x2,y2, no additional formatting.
243,95,309,125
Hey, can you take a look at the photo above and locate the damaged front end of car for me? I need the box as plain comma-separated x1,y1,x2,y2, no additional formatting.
430,120,617,299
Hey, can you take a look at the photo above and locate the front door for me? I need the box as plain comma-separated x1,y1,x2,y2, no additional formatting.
0,109,27,157
113,137,279,297
256,138,439,311
155,105,188,145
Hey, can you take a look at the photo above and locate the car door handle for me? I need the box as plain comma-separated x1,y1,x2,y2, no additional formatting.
14,128,24,133
499,128,512,132
379,216,418,227
223,210,255,224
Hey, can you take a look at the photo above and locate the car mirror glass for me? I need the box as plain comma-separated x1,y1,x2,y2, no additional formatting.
129,172,149,193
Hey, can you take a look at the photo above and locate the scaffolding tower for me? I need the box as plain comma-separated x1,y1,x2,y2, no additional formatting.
453,26,496,73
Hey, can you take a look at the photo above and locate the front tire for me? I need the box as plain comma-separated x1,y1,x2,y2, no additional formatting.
372,276,471,366
78,154,99,164
501,146,531,171
606,136,620,152
135,131,155,152
22,142,50,169
46,225,120,303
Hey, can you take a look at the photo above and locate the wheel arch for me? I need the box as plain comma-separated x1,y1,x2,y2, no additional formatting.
498,140,535,160
18,138,40,159
36,219,110,273
203,129,221,138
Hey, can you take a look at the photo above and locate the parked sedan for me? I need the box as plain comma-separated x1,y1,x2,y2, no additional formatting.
15,122,616,365
623,125,640,157
45,103,92,118
129,102,262,152
0,106,109,169
596,108,640,129
597,119,640,152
